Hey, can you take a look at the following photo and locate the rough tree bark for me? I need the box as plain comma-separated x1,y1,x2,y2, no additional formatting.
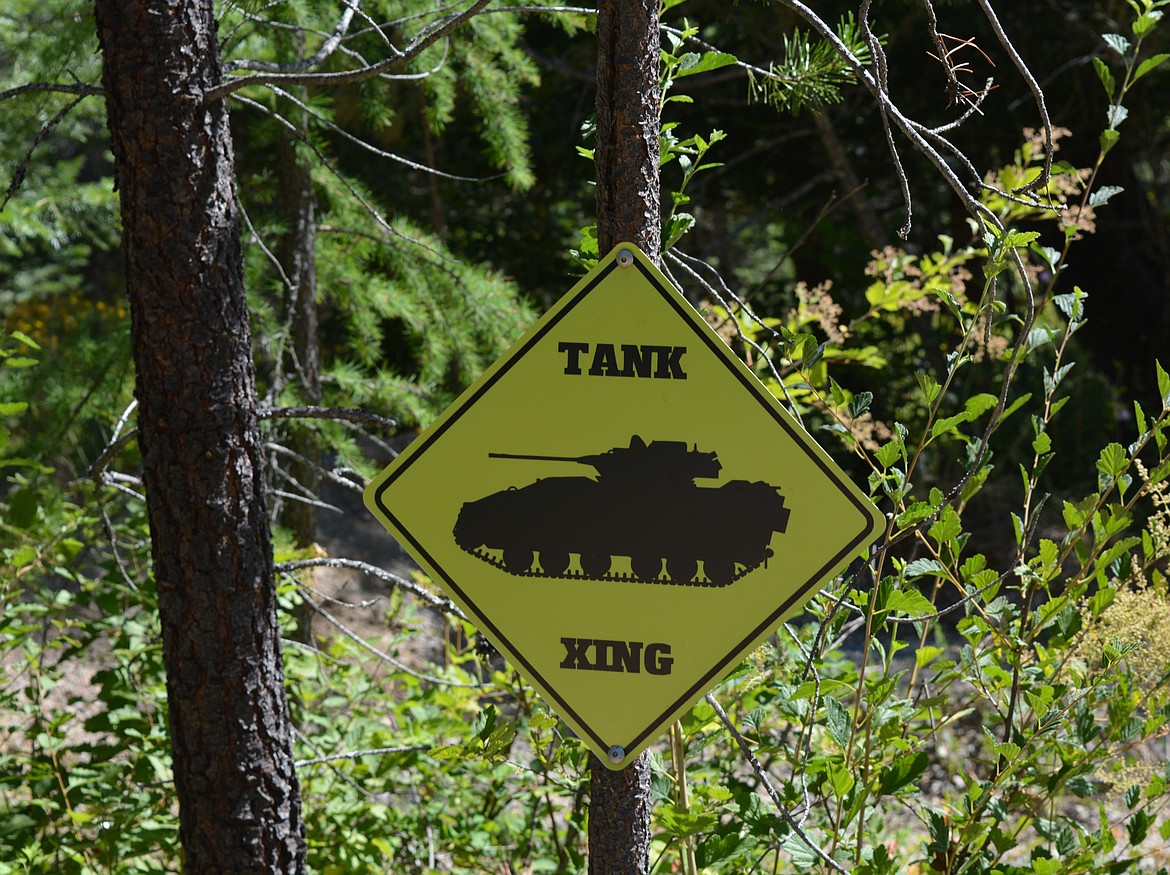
94,0,307,871
589,0,659,872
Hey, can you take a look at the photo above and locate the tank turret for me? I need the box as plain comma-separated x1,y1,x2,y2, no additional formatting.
487,435,721,484
452,436,789,587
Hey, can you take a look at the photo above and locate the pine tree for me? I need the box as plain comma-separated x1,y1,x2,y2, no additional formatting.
93,0,306,869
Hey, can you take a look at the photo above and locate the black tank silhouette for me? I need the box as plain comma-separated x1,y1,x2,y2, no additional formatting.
452,436,791,586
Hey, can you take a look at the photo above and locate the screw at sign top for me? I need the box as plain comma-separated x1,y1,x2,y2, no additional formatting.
607,745,625,764
617,249,634,268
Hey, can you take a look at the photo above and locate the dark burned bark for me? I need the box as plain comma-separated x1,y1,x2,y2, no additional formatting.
589,1,659,873
94,1,306,871
595,0,661,258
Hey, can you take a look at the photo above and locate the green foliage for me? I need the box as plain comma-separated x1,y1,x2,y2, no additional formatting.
4,1,1170,873
750,14,874,113
0,479,593,872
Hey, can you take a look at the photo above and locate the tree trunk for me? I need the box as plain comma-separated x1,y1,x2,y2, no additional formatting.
275,81,322,552
589,1,659,872
93,1,307,872
813,109,886,246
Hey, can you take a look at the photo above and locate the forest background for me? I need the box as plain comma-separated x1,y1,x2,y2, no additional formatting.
2,0,1170,872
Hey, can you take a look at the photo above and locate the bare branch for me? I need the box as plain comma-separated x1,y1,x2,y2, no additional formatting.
707,693,849,874
205,0,492,102
307,597,484,687
921,0,960,104
259,404,398,432
0,82,103,101
279,557,466,619
779,0,992,231
974,0,1053,192
229,0,361,73
85,431,138,485
265,442,367,494
295,744,429,768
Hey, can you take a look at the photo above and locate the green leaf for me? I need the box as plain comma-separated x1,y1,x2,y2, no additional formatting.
964,393,997,419
824,696,852,749
9,330,40,350
0,401,29,416
875,441,901,468
930,411,971,439
916,371,941,404
663,212,696,250
1089,185,1124,207
827,762,855,799
1032,432,1052,454
6,488,38,529
781,832,819,868
1054,288,1087,321
878,751,928,796
928,506,962,545
695,833,751,868
802,340,827,370
1157,360,1170,409
895,501,935,528
1002,230,1040,249
903,558,947,579
1133,12,1163,37
1134,52,1170,82
1032,858,1063,875
848,391,873,418
1092,56,1116,96
999,392,1033,424
674,51,738,79
915,645,944,668
1100,128,1121,154
657,803,720,838
885,588,936,616
1103,32,1131,55
1096,442,1127,479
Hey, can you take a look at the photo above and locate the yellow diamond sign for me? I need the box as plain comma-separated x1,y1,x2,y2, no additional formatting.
364,244,883,768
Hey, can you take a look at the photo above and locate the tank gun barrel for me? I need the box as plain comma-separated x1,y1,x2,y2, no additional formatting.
488,452,592,464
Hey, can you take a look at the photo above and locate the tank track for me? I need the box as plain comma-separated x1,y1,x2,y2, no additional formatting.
457,543,766,588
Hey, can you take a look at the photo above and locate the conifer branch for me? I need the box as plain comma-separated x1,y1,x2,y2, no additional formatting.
205,0,491,101
262,83,492,182
229,91,456,267
2,93,94,209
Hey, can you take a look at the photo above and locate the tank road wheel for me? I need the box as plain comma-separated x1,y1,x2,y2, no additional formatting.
703,557,735,587
580,552,610,578
666,556,698,583
540,549,570,576
631,555,663,581
503,548,534,574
